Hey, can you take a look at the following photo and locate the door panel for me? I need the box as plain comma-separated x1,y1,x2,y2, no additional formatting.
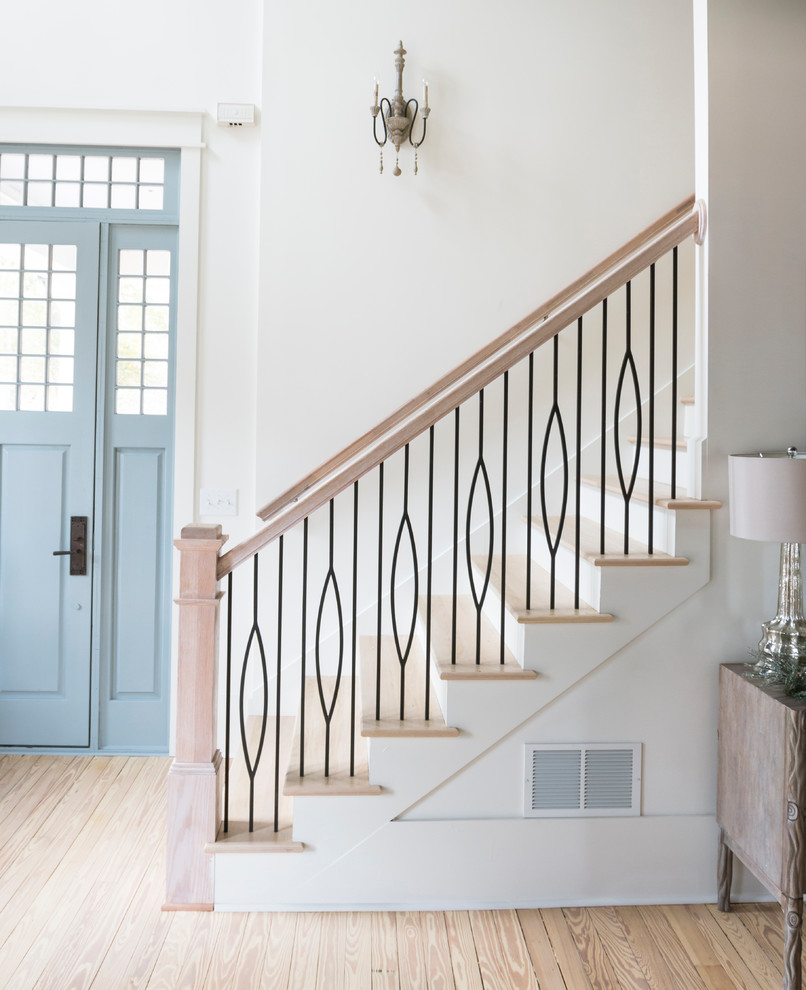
98,225,176,750
0,221,100,746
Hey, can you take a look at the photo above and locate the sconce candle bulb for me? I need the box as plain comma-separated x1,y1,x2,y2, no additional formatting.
371,41,430,176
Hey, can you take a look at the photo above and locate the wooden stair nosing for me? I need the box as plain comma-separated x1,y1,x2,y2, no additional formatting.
470,554,614,626
580,475,722,511
530,515,689,567
424,595,538,680
284,676,382,796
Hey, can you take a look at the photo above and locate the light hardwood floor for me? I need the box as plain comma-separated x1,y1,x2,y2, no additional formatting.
0,754,787,989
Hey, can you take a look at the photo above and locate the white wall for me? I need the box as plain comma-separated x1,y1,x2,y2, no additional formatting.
257,0,695,503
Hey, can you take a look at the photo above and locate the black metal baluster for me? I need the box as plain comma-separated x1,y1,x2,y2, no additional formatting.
540,336,568,609
376,462,384,719
223,572,232,833
648,263,656,554
466,390,494,665
600,300,608,556
671,245,679,498
451,408,460,664
299,518,308,778
526,352,535,609
500,371,509,664
316,499,344,778
350,481,358,776
274,536,283,831
239,554,268,834
614,281,642,555
391,444,419,719
575,317,583,609
426,425,434,717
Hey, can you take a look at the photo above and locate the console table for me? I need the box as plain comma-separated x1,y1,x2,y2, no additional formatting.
717,662,806,990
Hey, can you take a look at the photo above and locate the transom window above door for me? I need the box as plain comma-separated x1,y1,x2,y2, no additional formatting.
0,146,179,219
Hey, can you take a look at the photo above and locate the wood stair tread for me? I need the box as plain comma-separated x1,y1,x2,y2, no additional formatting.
209,823,304,854
284,677,382,796
360,636,459,737
473,555,613,624
628,434,686,450
580,475,721,510
424,595,538,679
531,515,689,566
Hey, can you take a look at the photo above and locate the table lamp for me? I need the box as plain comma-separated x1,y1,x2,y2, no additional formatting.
729,448,806,676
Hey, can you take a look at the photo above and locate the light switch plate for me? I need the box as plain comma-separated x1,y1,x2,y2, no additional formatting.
200,488,238,516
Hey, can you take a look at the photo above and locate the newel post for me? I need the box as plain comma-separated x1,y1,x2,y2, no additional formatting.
164,523,227,911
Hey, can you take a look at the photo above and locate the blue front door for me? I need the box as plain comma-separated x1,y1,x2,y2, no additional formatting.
0,221,100,745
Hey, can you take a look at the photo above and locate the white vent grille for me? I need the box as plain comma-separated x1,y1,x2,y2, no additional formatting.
524,743,641,818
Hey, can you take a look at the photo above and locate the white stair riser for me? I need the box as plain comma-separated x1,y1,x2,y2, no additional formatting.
578,484,677,554
632,441,688,489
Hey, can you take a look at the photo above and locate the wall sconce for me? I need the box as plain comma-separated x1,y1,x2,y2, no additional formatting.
371,41,430,176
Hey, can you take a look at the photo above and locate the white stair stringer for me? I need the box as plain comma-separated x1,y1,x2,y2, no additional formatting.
213,508,713,910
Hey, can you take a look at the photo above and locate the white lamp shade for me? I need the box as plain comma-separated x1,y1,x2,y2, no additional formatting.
729,451,806,543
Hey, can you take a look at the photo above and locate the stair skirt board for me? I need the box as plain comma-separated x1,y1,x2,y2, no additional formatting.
212,815,723,910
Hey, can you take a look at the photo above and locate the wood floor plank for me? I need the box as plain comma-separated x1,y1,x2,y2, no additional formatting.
728,901,784,973
89,840,171,989
469,909,519,990
419,911,457,990
614,905,706,990
681,903,772,990
493,909,538,989
662,904,760,990
288,912,322,989
229,911,272,990
704,904,782,987
371,911,400,989
172,912,222,990
541,908,594,990
317,912,347,990
517,910,566,990
443,912,483,990
396,912,427,989
202,912,248,989
562,906,622,990
145,913,201,990
587,905,652,990
0,756,105,881
634,906,711,990
260,912,297,989
343,912,372,990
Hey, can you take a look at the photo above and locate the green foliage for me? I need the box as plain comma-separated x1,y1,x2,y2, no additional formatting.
746,649,806,697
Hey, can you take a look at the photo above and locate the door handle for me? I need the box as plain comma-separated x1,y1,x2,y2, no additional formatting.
53,516,88,575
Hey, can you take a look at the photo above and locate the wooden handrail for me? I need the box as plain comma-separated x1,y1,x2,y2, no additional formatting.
218,196,702,580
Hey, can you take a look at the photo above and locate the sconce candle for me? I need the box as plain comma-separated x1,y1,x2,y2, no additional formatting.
371,41,430,176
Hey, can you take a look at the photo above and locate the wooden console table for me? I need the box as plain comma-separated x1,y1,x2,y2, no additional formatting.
717,662,806,990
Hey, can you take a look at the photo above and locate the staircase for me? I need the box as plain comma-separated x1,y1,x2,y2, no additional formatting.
166,198,719,911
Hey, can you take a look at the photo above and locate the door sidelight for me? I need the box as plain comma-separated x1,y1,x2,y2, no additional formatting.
53,516,88,575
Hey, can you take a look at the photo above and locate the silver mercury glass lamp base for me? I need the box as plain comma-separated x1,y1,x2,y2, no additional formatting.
751,541,806,677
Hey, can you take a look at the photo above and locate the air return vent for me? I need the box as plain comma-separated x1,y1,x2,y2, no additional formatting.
524,743,641,818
